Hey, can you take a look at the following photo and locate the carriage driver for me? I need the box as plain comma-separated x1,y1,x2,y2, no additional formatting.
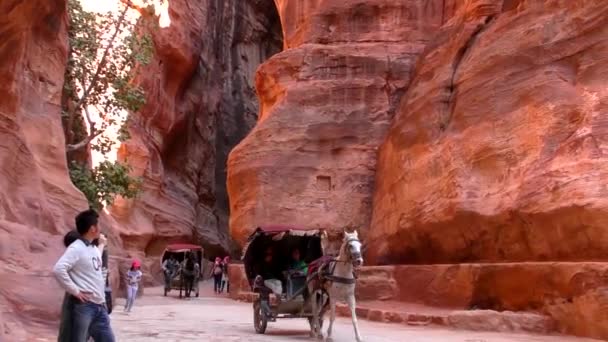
162,255,179,290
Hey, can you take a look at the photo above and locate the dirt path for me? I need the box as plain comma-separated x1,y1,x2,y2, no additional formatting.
110,283,600,342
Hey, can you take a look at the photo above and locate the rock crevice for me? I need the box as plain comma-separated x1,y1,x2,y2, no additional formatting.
442,15,496,132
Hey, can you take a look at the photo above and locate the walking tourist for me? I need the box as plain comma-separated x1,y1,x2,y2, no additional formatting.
211,257,223,294
124,260,142,312
220,256,230,294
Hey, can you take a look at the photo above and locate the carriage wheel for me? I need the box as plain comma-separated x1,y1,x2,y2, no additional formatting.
253,300,268,334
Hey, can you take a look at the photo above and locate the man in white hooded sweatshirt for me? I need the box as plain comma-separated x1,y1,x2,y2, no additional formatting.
53,209,115,342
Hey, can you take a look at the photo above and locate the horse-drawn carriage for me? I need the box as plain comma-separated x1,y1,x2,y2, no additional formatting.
242,225,364,341
160,243,203,298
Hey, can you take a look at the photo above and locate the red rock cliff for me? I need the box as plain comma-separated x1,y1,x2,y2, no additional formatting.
368,0,608,265
0,0,88,339
0,0,282,337
227,1,608,339
227,0,446,245
112,0,282,261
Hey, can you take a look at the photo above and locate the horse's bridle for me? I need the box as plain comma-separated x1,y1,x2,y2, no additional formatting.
343,236,362,265
319,236,362,285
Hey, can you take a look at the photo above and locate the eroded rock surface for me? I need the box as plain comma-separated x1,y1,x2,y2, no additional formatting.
368,0,608,265
112,0,282,258
364,2,608,339
227,0,446,245
0,0,88,338
0,0,282,338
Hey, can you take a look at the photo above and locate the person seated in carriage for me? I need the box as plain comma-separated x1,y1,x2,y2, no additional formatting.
161,254,179,290
287,248,308,275
254,247,283,295
253,247,284,317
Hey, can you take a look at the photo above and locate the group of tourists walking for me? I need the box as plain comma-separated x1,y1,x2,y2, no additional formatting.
53,208,233,341
211,256,231,294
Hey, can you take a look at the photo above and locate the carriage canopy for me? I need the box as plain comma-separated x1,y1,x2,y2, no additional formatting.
160,243,203,267
165,243,202,253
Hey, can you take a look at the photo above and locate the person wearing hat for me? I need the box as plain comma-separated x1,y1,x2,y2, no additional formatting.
124,259,142,312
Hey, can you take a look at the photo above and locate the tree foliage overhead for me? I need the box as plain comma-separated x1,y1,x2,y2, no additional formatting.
63,0,153,154
70,161,143,210
63,0,157,208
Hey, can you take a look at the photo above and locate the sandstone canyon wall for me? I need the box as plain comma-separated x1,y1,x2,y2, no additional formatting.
368,0,608,265
0,0,89,339
227,0,608,339
1,0,608,340
364,1,608,338
227,0,446,245
0,0,283,338
112,0,282,265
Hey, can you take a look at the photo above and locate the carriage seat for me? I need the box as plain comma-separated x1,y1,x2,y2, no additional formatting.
285,271,307,299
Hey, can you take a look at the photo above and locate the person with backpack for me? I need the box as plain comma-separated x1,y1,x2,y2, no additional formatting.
211,257,223,294
101,247,112,315
124,260,142,312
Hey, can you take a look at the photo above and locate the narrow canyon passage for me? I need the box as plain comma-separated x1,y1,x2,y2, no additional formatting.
1,0,608,341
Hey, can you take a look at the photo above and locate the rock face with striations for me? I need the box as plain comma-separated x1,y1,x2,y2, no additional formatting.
0,0,283,338
366,0,608,339
0,0,88,339
227,0,608,339
227,0,446,245
112,0,282,260
368,0,608,265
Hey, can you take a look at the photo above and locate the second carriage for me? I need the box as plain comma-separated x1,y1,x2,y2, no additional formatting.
160,243,203,298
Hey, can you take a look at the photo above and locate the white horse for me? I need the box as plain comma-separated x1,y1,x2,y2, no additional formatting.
310,229,364,342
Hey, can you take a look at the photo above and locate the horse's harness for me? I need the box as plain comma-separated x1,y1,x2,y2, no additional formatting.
317,237,360,285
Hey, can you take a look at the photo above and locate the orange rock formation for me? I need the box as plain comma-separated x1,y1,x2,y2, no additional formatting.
2,0,608,340
369,0,608,265
0,0,88,338
227,0,608,339
227,0,446,245
111,0,282,259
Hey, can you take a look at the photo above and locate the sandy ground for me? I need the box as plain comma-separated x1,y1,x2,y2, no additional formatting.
109,282,601,342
